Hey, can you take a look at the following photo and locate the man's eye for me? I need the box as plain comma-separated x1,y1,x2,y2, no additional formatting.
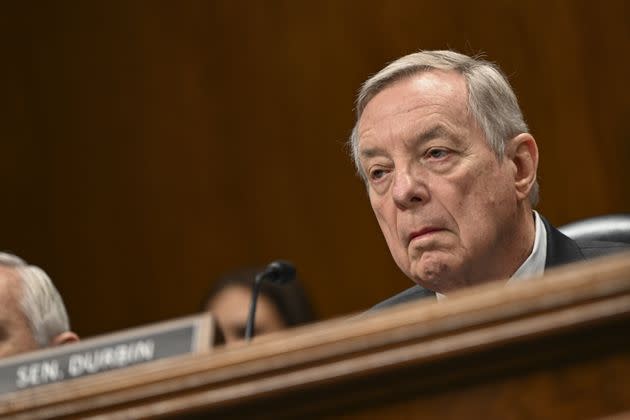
427,148,449,159
369,168,386,180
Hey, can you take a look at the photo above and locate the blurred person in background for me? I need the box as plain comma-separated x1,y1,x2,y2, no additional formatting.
0,252,79,358
202,266,316,343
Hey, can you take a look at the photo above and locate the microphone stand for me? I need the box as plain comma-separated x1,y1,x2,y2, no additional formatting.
244,272,264,341
243,260,295,342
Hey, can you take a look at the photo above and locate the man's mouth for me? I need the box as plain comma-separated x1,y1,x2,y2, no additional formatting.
408,227,444,245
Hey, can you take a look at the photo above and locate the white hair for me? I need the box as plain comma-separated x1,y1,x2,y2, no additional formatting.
0,252,71,347
349,50,539,206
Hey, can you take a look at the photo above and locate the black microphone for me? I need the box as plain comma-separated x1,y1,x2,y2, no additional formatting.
244,260,296,341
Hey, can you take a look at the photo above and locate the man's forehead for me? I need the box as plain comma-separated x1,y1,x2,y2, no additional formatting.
0,266,22,297
363,70,467,115
357,70,469,146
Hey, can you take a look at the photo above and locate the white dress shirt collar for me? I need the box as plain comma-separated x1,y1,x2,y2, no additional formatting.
509,210,547,283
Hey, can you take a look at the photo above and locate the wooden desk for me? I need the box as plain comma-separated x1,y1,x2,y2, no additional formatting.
2,252,629,419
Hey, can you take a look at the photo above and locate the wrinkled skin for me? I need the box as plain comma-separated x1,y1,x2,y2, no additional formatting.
357,70,538,293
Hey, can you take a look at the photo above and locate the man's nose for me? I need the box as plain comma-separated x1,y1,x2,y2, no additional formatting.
391,168,427,209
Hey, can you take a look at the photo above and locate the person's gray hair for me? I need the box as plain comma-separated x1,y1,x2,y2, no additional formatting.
349,50,539,206
0,252,71,347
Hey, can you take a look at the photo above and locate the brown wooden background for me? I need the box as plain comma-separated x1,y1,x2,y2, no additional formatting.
2,0,628,338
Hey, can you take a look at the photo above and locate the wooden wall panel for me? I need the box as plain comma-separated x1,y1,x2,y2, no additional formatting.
1,0,628,337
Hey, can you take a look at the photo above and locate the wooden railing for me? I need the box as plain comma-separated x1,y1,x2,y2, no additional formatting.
1,251,629,419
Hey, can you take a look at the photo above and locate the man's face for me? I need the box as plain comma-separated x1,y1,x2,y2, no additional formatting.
0,267,39,358
357,71,523,293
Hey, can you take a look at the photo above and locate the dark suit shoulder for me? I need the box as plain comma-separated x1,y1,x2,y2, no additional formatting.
543,215,629,267
367,285,435,313
575,240,629,258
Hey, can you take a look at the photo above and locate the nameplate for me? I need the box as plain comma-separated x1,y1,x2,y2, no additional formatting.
0,313,214,394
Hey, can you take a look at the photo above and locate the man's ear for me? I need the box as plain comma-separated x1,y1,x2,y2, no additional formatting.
508,133,539,201
50,331,79,347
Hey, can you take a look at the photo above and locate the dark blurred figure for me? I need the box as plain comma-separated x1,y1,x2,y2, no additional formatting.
201,267,316,343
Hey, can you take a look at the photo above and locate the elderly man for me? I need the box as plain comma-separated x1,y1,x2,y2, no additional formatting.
0,252,78,358
350,50,628,308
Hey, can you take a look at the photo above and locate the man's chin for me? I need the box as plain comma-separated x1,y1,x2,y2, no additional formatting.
409,257,465,294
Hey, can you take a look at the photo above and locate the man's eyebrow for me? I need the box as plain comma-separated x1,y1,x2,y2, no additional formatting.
359,124,460,159
416,124,457,143
359,147,385,159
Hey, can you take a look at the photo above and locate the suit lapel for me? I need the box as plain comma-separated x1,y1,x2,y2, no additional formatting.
541,215,585,268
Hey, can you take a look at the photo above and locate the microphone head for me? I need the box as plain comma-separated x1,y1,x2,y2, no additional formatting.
261,260,296,284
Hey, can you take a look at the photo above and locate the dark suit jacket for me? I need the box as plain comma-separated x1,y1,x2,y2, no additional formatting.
369,215,629,311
